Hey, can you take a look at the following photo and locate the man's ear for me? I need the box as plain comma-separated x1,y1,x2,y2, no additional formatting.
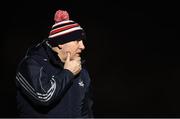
58,44,63,49
52,45,62,52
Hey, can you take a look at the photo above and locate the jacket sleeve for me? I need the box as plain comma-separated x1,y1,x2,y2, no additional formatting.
16,57,74,107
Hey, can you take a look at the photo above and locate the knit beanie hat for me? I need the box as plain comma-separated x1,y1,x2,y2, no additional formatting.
47,10,86,47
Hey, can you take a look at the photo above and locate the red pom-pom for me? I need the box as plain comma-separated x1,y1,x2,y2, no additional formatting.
54,10,69,23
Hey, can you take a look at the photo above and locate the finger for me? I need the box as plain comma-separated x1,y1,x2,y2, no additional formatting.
75,60,81,65
74,56,81,61
79,65,82,72
66,52,71,62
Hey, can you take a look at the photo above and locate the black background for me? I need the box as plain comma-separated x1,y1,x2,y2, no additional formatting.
0,0,179,117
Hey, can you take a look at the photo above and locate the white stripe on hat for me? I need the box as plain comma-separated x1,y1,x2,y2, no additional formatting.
49,26,83,38
50,23,79,34
52,20,74,28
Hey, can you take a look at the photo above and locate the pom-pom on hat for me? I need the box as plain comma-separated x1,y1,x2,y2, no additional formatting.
47,10,86,47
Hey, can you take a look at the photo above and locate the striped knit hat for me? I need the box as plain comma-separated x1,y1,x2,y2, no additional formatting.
48,10,86,47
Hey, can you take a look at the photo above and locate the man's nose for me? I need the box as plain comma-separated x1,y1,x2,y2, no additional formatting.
79,40,85,50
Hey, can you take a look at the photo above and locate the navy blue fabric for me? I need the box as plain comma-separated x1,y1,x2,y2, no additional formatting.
16,40,93,117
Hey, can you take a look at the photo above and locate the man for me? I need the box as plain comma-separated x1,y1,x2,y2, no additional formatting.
15,10,93,117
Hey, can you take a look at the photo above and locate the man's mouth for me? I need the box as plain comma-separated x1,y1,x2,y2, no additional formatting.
76,52,82,57
76,51,81,54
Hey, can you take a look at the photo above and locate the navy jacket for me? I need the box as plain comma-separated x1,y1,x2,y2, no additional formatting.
15,40,93,117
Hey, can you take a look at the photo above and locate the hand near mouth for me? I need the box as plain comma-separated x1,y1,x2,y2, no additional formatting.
64,52,82,75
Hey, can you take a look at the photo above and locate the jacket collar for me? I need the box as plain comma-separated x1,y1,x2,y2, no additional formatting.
43,40,64,67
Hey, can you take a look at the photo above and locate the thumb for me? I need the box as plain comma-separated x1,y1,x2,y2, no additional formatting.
65,52,71,62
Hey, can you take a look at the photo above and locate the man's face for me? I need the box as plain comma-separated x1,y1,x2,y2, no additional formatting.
59,40,85,60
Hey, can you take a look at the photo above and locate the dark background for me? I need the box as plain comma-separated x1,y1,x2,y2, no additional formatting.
1,0,179,117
